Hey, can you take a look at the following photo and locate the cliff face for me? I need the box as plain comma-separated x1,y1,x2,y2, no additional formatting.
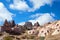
27,20,60,37
44,20,60,40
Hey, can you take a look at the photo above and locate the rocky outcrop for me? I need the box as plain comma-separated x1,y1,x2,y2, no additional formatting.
1,19,60,40
24,22,33,30
34,22,40,27
10,20,15,27
45,32,60,40
3,19,9,27
1,19,26,35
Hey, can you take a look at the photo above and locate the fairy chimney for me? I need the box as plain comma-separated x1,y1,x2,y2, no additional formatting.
10,20,15,27
34,22,40,27
24,22,33,30
4,19,9,27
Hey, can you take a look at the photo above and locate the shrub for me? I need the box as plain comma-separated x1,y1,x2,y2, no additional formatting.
3,36,13,40
40,37,45,40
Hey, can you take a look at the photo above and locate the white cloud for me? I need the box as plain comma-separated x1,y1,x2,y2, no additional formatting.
18,13,55,25
0,2,14,22
10,0,52,12
30,13,43,18
10,0,29,11
18,22,25,25
51,13,55,17
29,13,55,25
28,0,52,12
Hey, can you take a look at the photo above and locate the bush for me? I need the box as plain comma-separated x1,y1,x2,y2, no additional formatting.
40,37,45,40
3,36,13,40
26,35,35,39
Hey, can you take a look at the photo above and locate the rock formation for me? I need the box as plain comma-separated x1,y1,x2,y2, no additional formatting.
34,22,40,27
10,20,15,27
24,22,33,30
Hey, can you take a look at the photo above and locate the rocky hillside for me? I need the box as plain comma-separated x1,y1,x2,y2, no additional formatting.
0,20,60,40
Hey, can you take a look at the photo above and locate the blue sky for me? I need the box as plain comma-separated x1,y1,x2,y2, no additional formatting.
0,0,60,25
